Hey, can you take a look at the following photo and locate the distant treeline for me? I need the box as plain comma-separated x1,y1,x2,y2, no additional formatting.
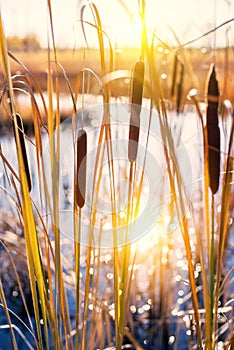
6,35,41,51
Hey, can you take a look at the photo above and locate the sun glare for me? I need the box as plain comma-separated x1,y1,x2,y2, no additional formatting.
80,0,233,49
1,0,233,48
78,1,160,49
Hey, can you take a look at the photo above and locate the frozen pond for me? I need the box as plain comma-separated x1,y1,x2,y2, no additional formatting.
0,96,233,349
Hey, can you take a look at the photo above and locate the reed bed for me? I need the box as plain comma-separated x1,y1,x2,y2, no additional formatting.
0,1,234,350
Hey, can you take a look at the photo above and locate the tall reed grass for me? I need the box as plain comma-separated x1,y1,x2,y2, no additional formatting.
0,1,234,350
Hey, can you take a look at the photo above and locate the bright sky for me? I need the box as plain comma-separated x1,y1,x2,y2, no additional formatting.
0,0,233,48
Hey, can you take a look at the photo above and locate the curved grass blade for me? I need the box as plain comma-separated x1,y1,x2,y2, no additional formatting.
80,3,113,74
0,11,49,349
7,51,48,128
0,280,18,350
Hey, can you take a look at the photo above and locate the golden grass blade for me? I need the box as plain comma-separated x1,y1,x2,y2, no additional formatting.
47,1,73,347
213,109,234,347
56,61,77,113
81,7,121,346
0,11,50,349
188,91,212,347
80,3,113,74
7,51,48,127
146,41,203,346
218,110,234,261
139,0,147,60
80,4,104,73
89,224,103,349
80,19,114,74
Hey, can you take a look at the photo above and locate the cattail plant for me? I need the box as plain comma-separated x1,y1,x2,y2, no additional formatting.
74,127,87,349
206,65,220,195
13,113,32,192
206,64,220,347
122,46,145,350
128,60,145,163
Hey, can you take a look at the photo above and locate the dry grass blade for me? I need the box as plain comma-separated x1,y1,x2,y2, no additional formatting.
128,60,145,162
0,241,35,335
81,2,113,74
76,129,87,208
219,109,234,259
0,280,18,350
206,65,220,195
0,10,50,349
8,51,48,128
182,17,234,47
13,113,32,192
46,5,73,349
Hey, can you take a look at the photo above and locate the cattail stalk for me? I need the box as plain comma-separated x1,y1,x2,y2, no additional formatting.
118,59,145,350
13,113,32,192
74,128,87,348
207,65,220,195
76,128,87,208
128,60,145,162
206,64,220,347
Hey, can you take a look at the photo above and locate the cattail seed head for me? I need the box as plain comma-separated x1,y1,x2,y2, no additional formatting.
176,62,184,114
128,60,145,163
76,128,87,208
14,113,32,192
206,65,220,195
131,60,145,106
171,53,178,98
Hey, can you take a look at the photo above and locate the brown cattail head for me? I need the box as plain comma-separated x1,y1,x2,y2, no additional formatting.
206,65,220,194
128,60,145,163
13,113,32,192
130,60,145,106
171,53,178,98
76,128,87,208
176,62,184,114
